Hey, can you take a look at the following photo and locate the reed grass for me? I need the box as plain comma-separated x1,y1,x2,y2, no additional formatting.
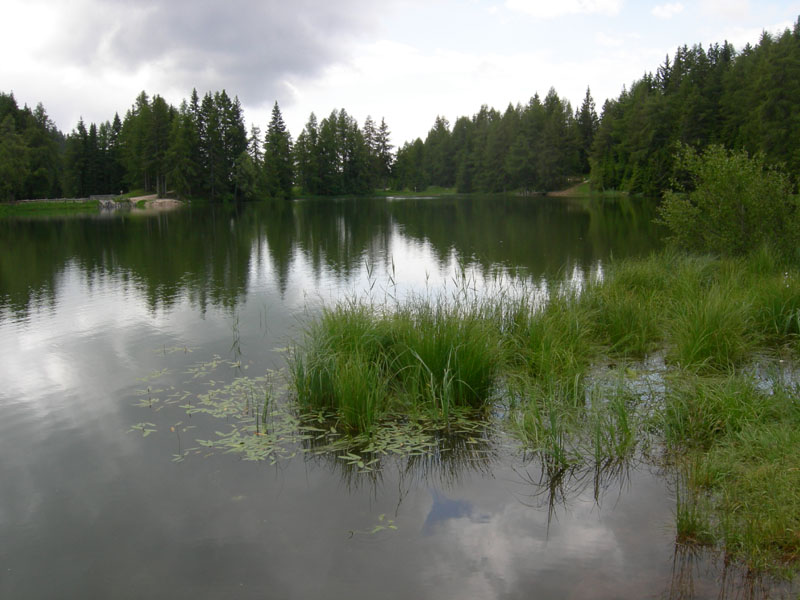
661,373,777,449
674,474,715,546
389,301,500,415
662,371,800,573
291,295,501,429
509,289,597,401
704,423,800,572
289,249,800,575
667,280,756,372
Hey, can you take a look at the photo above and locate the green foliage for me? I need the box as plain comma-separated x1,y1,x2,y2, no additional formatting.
585,257,669,357
659,144,798,257
662,374,775,449
291,298,500,432
0,93,64,201
699,423,800,572
398,90,586,194
592,23,800,196
263,102,293,199
165,104,199,199
293,109,387,196
509,289,597,400
0,115,28,201
667,277,755,372
389,301,500,414
664,373,800,573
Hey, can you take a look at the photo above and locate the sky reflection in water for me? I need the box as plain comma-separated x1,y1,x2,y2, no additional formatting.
2,197,776,598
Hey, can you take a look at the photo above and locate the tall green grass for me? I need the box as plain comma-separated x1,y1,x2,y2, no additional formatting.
291,296,501,431
290,249,800,574
389,301,500,415
587,252,671,358
509,289,597,400
665,376,800,573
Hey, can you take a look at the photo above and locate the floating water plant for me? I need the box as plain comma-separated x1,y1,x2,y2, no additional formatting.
130,249,800,579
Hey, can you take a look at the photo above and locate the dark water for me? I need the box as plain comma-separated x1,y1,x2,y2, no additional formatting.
0,196,787,598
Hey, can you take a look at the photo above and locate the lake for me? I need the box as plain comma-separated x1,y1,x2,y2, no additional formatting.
0,195,786,598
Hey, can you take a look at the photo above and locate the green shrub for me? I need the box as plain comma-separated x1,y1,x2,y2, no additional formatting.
658,144,799,258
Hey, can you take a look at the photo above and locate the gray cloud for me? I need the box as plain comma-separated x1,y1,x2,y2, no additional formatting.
48,0,385,106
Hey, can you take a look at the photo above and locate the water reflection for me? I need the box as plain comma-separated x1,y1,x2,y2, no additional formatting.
668,544,796,600
11,195,796,598
0,195,663,319
513,456,635,531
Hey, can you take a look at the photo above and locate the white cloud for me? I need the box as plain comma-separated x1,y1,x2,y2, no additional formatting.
596,32,625,47
698,0,749,19
505,0,623,18
716,20,795,50
279,37,660,146
651,2,684,19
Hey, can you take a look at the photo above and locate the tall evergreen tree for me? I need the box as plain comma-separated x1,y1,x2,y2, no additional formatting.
165,102,199,199
317,111,341,195
375,118,393,190
294,113,320,195
263,101,293,199
0,115,27,201
147,95,172,197
576,87,599,173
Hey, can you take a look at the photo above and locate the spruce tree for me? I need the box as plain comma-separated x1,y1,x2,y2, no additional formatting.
165,103,199,199
263,101,293,199
375,118,393,190
294,113,320,195
0,115,27,201
576,87,599,174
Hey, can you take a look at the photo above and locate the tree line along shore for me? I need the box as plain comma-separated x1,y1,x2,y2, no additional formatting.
2,18,800,581
2,18,800,204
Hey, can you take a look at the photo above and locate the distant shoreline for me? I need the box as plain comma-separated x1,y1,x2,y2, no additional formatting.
0,194,183,217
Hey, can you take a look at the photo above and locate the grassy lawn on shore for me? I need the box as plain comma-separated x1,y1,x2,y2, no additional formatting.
0,199,99,217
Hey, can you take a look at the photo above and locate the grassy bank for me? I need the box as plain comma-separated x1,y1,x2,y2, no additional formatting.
374,186,458,197
0,199,99,217
291,248,800,576
548,180,634,198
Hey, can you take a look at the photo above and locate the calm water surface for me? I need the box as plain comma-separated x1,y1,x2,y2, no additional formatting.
0,196,787,598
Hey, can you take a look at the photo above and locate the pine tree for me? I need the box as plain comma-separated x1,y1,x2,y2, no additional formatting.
23,102,62,198
63,118,89,197
108,113,124,193
375,118,393,190
576,87,599,174
147,95,172,197
424,115,453,187
294,113,320,194
0,115,27,201
263,101,293,199
198,92,223,200
317,111,340,195
248,124,263,164
362,115,378,188
165,102,199,199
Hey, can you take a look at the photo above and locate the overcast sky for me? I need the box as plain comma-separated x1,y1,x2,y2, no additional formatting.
2,0,798,146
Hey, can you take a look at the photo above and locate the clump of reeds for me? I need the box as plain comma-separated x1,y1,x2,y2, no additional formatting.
587,252,672,358
388,300,500,417
508,288,597,401
291,302,392,433
664,375,800,573
290,248,800,575
667,280,755,372
661,373,780,450
291,294,501,432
